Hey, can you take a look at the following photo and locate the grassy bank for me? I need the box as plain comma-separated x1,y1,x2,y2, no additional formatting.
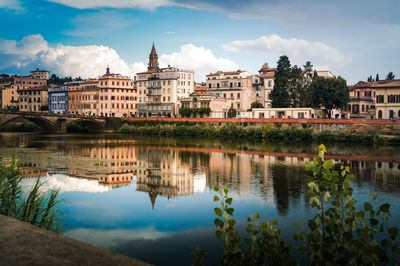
119,122,382,144
0,122,41,132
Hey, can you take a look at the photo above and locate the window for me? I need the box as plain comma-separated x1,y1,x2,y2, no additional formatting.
238,82,241,87
378,110,382,119
237,93,240,99
259,113,264,118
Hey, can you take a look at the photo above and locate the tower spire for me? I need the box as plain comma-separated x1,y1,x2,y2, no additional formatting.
148,42,159,72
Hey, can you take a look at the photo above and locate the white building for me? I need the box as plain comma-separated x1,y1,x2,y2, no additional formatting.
30,68,50,80
136,44,194,117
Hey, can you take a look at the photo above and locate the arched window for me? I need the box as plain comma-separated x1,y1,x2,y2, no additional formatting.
378,110,382,119
389,110,394,119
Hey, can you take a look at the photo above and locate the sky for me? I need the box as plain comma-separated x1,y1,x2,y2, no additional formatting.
0,0,399,83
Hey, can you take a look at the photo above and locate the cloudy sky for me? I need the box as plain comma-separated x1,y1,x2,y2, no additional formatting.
0,0,399,83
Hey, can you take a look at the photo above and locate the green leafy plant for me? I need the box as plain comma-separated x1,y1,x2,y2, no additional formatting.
194,145,400,265
0,154,65,232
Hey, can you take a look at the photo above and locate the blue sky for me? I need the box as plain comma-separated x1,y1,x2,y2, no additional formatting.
0,0,399,83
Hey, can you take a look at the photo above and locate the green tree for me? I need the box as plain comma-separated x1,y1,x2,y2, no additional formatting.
227,108,237,118
0,74,10,78
288,65,303,107
376,74,380,81
310,76,350,116
386,72,395,80
179,107,192,117
250,101,264,110
271,55,291,108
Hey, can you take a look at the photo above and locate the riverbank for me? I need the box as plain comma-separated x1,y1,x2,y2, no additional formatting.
119,122,399,144
0,214,151,265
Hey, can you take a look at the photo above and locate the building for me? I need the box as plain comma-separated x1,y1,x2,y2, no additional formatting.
48,85,68,114
68,80,97,115
179,93,231,118
252,107,318,119
0,76,47,109
98,67,137,117
18,84,55,112
136,43,194,117
66,68,137,117
258,63,276,108
30,68,50,80
373,80,400,119
206,70,258,111
316,70,335,78
194,83,206,94
345,81,376,119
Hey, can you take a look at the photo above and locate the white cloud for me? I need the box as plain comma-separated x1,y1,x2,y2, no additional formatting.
20,174,110,193
0,34,236,81
0,34,147,78
159,44,238,81
67,227,170,249
47,0,172,10
0,0,22,10
222,34,351,70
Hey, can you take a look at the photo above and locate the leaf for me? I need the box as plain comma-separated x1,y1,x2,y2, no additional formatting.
225,198,232,205
214,207,223,217
213,195,219,202
323,191,331,202
379,203,390,213
272,220,278,226
319,144,327,152
369,218,379,227
323,160,333,169
364,202,373,211
223,184,228,195
226,208,234,216
215,230,223,238
214,186,219,192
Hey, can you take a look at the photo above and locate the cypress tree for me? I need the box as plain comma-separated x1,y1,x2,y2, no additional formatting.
271,55,291,108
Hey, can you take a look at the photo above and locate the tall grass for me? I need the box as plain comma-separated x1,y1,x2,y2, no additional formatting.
0,154,64,232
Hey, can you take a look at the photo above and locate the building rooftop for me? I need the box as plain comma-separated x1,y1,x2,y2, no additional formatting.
18,84,57,92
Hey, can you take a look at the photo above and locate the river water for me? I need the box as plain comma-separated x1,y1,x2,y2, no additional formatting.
0,133,399,265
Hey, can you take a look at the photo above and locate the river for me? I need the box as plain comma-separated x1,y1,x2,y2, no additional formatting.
0,133,399,265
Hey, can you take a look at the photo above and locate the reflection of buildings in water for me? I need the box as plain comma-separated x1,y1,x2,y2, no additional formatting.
18,168,48,178
136,149,194,208
206,152,310,215
98,171,134,188
351,160,400,192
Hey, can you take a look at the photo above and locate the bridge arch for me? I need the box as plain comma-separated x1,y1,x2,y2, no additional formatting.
65,119,105,132
0,115,58,132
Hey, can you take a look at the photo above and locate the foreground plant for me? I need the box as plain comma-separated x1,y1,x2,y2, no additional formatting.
0,154,65,232
193,144,400,265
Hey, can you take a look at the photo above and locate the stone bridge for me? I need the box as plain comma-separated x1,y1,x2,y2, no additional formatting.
0,111,113,133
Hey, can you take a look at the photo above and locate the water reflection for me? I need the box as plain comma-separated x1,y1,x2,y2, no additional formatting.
0,133,399,265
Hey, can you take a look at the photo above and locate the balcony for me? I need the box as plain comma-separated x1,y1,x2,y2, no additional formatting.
350,96,373,101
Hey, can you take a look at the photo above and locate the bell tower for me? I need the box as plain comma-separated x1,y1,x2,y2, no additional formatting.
148,42,159,72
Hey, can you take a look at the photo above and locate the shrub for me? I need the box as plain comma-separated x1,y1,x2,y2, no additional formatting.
0,154,64,232
193,145,400,265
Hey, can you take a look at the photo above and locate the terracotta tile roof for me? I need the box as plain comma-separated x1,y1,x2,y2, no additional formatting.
207,70,244,76
371,80,400,88
136,70,152,74
18,84,56,91
259,67,276,73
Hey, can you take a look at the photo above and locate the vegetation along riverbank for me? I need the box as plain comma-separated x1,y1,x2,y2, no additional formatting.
119,120,400,144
